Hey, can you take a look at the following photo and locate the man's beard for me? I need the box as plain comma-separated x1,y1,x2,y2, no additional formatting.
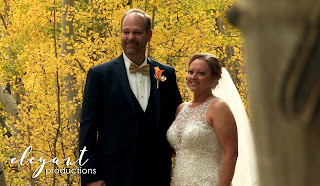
125,47,138,55
122,42,140,55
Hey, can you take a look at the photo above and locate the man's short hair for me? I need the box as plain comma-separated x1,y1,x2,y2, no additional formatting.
121,8,152,33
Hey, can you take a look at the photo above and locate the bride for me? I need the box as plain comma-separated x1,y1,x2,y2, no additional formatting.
167,53,258,186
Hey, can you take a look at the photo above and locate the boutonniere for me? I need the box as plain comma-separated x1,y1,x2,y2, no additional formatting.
154,66,167,89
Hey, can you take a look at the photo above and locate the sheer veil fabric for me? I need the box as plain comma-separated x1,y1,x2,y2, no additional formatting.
213,68,259,186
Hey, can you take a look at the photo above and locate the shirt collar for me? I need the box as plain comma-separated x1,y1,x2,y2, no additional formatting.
123,52,148,72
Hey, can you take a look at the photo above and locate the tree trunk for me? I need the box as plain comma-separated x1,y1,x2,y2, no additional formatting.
0,82,21,136
61,0,79,124
0,117,9,186
61,0,80,158
0,82,21,186
228,0,320,185
0,162,7,186
0,1,15,185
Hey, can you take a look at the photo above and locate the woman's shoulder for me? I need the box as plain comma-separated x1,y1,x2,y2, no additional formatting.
209,97,231,112
175,102,189,117
207,97,235,125
178,102,189,109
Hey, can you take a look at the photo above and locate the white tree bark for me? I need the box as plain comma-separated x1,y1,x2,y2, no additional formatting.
0,83,21,135
61,0,80,127
0,82,21,186
228,0,320,185
61,0,80,160
0,84,19,116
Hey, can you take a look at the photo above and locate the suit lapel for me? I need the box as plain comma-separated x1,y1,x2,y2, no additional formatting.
113,55,144,115
148,59,161,128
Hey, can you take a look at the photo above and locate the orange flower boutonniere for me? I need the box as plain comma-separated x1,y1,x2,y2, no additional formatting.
154,66,167,89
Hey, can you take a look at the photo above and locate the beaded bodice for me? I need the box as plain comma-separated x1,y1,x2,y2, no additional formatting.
167,97,226,186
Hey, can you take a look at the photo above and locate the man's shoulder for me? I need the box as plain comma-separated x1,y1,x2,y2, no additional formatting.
90,55,123,72
149,58,174,71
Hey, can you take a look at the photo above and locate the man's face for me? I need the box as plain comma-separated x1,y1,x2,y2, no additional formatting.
121,13,152,57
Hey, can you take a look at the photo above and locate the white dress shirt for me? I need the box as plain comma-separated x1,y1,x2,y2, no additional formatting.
123,53,151,112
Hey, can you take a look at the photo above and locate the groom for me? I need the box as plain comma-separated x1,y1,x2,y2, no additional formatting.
79,8,182,186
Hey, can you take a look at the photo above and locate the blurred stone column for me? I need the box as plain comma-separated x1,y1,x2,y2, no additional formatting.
228,0,320,185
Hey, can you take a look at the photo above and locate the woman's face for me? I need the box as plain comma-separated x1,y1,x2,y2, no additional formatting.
187,59,214,94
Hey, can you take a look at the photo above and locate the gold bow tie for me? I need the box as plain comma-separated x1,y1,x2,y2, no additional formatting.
129,63,150,75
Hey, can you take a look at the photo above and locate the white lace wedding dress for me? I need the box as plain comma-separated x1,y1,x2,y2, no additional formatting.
167,97,226,186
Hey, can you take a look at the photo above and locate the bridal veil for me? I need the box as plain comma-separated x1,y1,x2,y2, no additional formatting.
213,68,259,186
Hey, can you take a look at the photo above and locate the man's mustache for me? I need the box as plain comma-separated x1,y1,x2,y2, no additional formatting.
126,42,139,45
